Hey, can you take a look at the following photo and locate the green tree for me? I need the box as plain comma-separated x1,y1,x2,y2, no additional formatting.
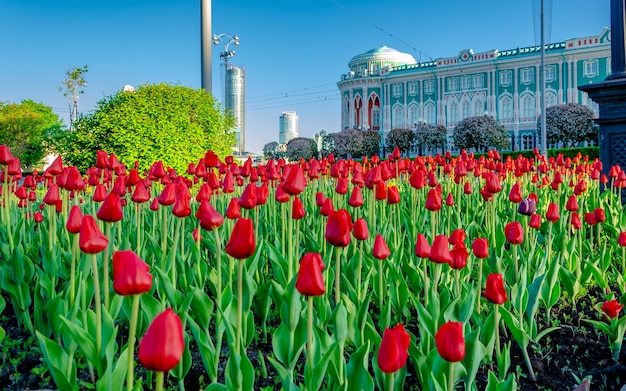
286,137,317,161
59,65,88,128
0,100,63,169
539,103,597,147
453,116,510,152
362,130,382,158
415,123,447,154
58,83,235,173
386,128,415,156
262,141,285,160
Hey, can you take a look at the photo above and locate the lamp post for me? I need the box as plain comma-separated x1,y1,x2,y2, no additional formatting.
213,33,241,154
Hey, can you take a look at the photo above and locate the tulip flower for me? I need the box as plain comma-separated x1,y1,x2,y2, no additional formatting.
131,181,151,203
113,250,153,296
138,308,184,375
0,144,15,165
571,212,582,230
517,197,537,216
448,228,466,247
377,324,411,375
292,196,306,220
508,182,522,203
79,215,109,254
471,238,489,259
66,205,83,234
414,233,431,258
484,273,507,304
238,182,257,210
373,234,391,260
335,177,349,195
429,235,452,264
387,185,400,204
348,186,364,208
319,197,334,216
528,213,541,229
325,209,352,248
504,221,524,244
435,321,466,362
97,192,124,222
157,183,177,206
445,192,454,207
34,211,43,223
566,195,579,212
584,212,597,226
618,232,626,247
594,208,606,223
225,218,256,260
545,202,560,222
43,183,60,206
484,172,502,193
353,218,369,241
601,300,624,319
375,182,387,201
282,165,306,195
295,252,325,296
226,197,241,220
449,244,468,270
425,188,442,211
196,200,224,231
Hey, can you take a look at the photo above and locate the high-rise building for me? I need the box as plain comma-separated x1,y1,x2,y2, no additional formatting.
338,28,611,153
225,63,245,153
279,111,298,144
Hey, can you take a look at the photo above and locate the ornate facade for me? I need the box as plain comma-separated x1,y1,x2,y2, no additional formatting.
337,29,611,152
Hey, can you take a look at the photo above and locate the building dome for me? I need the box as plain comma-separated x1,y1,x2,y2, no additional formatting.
348,46,417,70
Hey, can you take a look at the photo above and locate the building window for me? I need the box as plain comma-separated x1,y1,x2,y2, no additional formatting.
425,80,434,94
461,77,470,90
462,101,471,119
449,102,458,123
448,78,458,92
607,58,612,76
393,105,403,128
474,100,484,116
546,91,557,107
408,104,419,126
521,68,534,84
425,103,435,124
499,96,513,119
408,82,418,96
372,109,380,128
372,63,380,75
393,84,403,97
584,60,598,77
500,71,512,86
545,66,556,82
474,75,483,89
521,94,536,118
521,134,534,150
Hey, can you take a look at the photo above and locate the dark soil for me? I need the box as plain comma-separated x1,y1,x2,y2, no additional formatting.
2,288,626,390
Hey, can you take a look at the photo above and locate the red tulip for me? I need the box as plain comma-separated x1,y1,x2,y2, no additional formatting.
448,228,466,247
435,321,466,362
463,181,472,195
529,213,542,229
196,183,212,202
504,221,524,244
375,182,387,201
353,218,369,241
594,208,606,223
508,182,522,203
34,211,44,223
138,308,184,372
282,165,306,195
566,195,579,212
315,191,325,207
196,200,224,231
43,183,60,206
545,202,560,223
471,238,489,259
92,184,108,202
97,193,124,222
325,209,353,247
157,183,177,206
348,186,364,208
429,235,452,264
225,218,256,259
14,186,27,200
256,184,269,205
414,233,431,258
0,144,15,165
226,197,241,220
79,215,109,254
445,192,454,207
66,205,84,234
132,181,151,203
584,212,597,226
601,299,624,319
449,244,468,270
295,252,325,297
46,156,64,176
319,197,334,216
618,232,626,247
484,273,507,304
425,188,442,211
292,196,305,220
335,177,349,195
172,187,192,218
95,150,109,169
387,185,400,204
484,172,501,193
373,234,391,260
193,228,201,243
149,198,159,211
113,250,153,296
571,212,582,230
377,324,411,373
238,183,257,210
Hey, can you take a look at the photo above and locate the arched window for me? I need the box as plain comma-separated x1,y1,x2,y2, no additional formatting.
474,100,484,116
462,100,471,119
545,91,557,108
449,101,458,123
354,95,363,128
425,102,435,124
368,95,381,129
499,96,513,119
521,94,535,119
408,103,419,127
393,105,404,129
521,134,534,150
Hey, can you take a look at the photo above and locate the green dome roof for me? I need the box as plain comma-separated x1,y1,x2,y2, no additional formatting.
348,46,417,68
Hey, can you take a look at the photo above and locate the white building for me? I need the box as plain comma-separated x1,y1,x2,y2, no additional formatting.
279,111,298,144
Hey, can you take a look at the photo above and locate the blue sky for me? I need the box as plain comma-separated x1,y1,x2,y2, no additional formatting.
0,0,610,154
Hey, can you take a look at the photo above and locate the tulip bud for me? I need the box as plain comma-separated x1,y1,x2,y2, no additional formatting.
225,218,256,259
295,252,325,297
377,324,410,373
601,299,624,319
484,273,507,304
352,218,369,241
372,234,391,260
435,321,466,362
113,250,153,296
138,308,184,372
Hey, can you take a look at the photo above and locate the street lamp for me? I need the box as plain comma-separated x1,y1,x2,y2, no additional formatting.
213,33,239,64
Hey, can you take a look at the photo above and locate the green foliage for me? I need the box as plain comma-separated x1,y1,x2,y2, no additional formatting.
59,65,88,126
286,137,317,161
386,128,415,155
415,124,447,153
0,100,64,169
57,83,235,173
361,130,381,158
453,116,510,152
539,103,597,147
263,142,285,160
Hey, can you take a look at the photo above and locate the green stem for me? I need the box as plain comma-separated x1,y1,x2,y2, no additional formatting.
103,223,111,310
126,294,141,391
387,371,394,391
287,209,294,282
70,234,78,307
356,242,363,302
155,371,164,391
521,344,537,382
448,362,455,391
306,296,314,383
494,305,501,363
91,254,102,358
236,258,244,354
378,259,384,328
169,218,182,291
334,247,342,306
476,258,483,314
